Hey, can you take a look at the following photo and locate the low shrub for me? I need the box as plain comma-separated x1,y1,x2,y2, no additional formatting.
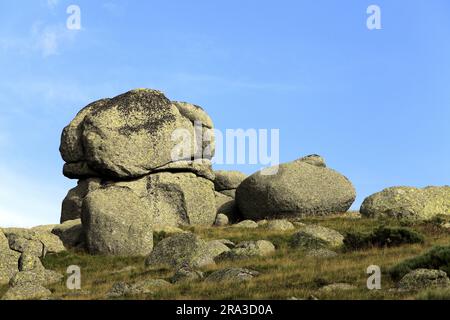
389,245,450,281
343,226,424,250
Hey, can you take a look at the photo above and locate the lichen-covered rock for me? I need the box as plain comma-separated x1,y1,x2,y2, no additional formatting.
236,155,356,220
3,228,65,256
215,192,240,223
61,178,101,222
0,249,20,285
204,240,231,257
171,265,204,283
205,268,260,283
318,283,356,293
152,159,215,181
216,240,275,261
398,269,450,291
265,219,295,231
60,89,214,179
360,186,450,220
298,154,326,167
82,186,154,256
290,225,344,249
51,219,84,248
18,252,45,272
232,220,258,229
219,189,236,198
1,283,52,300
145,233,217,269
214,171,247,191
9,269,63,287
107,279,171,298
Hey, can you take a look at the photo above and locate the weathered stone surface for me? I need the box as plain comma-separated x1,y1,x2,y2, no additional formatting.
173,101,214,129
1,283,52,300
144,172,216,227
18,252,45,272
219,189,236,198
145,233,217,269
232,220,258,229
318,283,356,293
107,279,171,298
9,269,63,287
290,225,344,249
51,219,84,248
171,264,204,283
215,192,240,223
205,268,260,283
398,269,450,291
214,214,229,226
205,240,231,257
298,154,326,168
214,171,247,191
60,89,215,179
265,219,295,231
216,240,275,261
0,249,20,285
360,186,450,220
61,178,101,222
82,186,154,256
153,159,215,181
236,155,356,220
3,228,65,256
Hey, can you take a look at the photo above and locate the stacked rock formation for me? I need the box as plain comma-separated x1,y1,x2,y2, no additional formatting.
59,89,218,255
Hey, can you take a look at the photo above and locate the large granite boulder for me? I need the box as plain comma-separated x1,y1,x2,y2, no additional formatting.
51,219,84,249
145,233,220,269
61,178,101,222
60,89,215,179
360,186,450,220
214,170,247,191
236,155,356,220
81,186,154,256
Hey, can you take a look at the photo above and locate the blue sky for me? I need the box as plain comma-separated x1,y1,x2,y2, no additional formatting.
0,0,449,226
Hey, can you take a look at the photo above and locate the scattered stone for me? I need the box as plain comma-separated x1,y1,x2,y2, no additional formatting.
290,225,344,249
1,283,52,300
205,268,259,283
214,214,229,226
265,219,295,231
398,269,450,291
9,269,64,287
216,240,275,261
214,239,236,248
171,264,204,283
236,155,356,220
108,279,171,297
145,233,217,269
318,283,357,293
306,249,338,259
232,220,258,229
3,228,65,256
360,186,450,220
214,192,240,223
82,186,154,256
205,240,231,257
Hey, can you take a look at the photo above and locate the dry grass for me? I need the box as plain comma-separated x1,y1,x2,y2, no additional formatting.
2,215,449,300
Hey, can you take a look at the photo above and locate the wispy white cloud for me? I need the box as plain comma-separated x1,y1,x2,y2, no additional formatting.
0,21,79,58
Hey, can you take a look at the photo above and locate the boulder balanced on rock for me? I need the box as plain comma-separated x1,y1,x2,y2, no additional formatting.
59,89,217,255
235,155,356,220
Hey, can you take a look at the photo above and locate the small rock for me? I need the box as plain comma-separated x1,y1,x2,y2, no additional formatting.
214,239,236,248
9,269,64,287
232,220,258,229
265,219,295,231
171,265,204,283
108,279,171,297
291,225,344,249
214,171,247,191
398,269,450,291
318,283,357,293
1,283,52,300
205,268,259,283
216,240,275,261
